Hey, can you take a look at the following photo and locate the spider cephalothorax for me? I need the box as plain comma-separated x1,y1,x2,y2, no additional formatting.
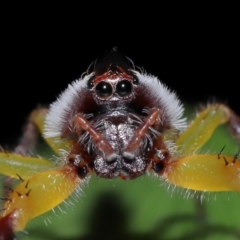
44,49,185,180
0,49,240,240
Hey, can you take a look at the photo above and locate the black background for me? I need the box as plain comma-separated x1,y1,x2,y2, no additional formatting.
1,6,239,147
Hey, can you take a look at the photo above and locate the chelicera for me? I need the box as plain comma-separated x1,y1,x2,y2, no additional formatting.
0,48,240,239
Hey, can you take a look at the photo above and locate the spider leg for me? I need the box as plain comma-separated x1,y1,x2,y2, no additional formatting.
2,108,51,208
149,104,240,191
124,108,161,159
73,113,117,161
163,154,240,192
0,162,86,238
0,108,79,238
0,153,54,179
0,153,56,238
176,104,240,155
14,107,71,156
150,104,240,192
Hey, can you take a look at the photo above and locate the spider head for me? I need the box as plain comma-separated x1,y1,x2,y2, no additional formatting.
86,48,139,105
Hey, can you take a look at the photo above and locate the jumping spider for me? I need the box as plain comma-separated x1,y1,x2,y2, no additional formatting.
0,49,240,239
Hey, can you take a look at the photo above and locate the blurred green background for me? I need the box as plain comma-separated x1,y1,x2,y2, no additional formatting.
1,105,240,240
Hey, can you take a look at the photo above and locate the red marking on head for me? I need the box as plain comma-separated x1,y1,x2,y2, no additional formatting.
94,67,133,85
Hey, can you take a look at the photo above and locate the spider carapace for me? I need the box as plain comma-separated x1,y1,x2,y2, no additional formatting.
0,49,240,239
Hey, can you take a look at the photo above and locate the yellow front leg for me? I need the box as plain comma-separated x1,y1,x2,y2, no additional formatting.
163,154,240,192
163,104,240,192
0,164,83,232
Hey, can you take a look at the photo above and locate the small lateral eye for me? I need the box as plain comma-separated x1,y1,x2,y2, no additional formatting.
133,76,139,85
95,81,113,98
116,80,132,97
87,79,94,89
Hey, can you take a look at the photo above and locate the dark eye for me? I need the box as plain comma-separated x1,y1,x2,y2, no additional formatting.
87,79,94,89
116,80,132,97
133,76,139,85
95,81,113,98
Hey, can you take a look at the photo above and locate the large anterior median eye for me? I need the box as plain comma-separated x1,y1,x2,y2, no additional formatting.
95,82,113,98
116,80,132,97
